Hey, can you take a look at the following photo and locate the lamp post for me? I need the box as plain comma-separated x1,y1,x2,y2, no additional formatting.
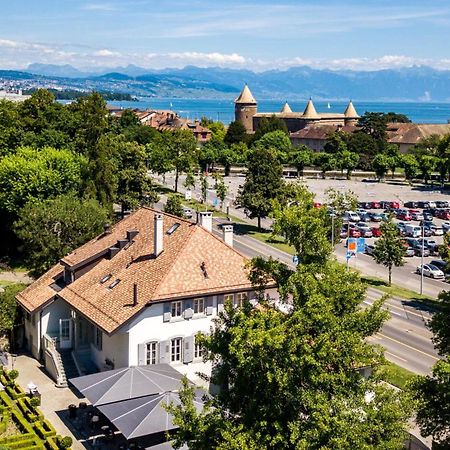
331,214,335,247
420,223,425,295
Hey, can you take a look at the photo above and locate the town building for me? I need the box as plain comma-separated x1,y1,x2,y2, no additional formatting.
290,122,450,153
0,90,31,102
111,108,212,143
234,84,359,134
16,208,275,388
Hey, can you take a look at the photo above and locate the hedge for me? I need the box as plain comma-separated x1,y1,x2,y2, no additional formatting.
5,384,26,401
44,437,59,450
33,420,56,440
17,398,44,424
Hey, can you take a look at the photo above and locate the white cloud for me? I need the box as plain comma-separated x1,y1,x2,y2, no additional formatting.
167,52,246,65
82,3,117,12
93,49,122,57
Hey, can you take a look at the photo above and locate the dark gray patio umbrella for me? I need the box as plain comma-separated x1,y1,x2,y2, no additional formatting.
97,390,204,440
69,364,185,406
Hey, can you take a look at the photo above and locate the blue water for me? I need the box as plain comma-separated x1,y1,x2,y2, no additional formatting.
109,98,450,125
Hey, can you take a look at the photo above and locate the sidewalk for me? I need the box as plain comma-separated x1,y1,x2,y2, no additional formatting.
6,354,84,449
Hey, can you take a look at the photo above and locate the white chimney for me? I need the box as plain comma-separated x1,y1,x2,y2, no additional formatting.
154,214,164,256
222,225,233,247
199,211,213,233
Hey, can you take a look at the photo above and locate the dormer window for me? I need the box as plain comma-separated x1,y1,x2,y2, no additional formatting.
167,223,180,235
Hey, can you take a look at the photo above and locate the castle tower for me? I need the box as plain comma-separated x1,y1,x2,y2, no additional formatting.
234,84,257,133
344,100,359,126
280,101,292,113
302,98,320,126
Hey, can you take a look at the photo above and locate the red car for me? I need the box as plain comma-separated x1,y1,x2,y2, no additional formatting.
436,209,450,220
371,201,381,209
390,201,400,209
349,228,361,238
371,227,382,237
396,211,412,221
313,202,322,209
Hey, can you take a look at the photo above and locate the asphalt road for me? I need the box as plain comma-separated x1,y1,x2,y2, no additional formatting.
155,173,441,374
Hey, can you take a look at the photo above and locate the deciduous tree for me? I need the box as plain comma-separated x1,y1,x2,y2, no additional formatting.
164,195,185,218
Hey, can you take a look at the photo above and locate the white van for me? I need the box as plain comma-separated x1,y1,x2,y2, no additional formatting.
405,224,421,238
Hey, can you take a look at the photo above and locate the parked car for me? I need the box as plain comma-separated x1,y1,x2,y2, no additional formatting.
405,224,422,238
418,238,439,255
424,208,438,217
370,201,381,209
430,259,448,272
396,222,408,236
429,225,444,236
369,212,383,222
423,212,433,221
339,227,348,239
396,209,412,221
436,209,450,220
356,223,373,237
404,247,415,257
365,244,375,255
358,201,372,209
404,201,418,208
313,202,322,208
359,212,372,222
409,210,424,221
442,221,450,233
436,200,449,208
348,228,361,238
416,264,445,279
390,201,401,209
371,226,382,237
410,241,430,257
380,201,391,210
343,211,361,222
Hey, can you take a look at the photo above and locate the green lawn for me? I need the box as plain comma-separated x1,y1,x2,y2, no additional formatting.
376,361,417,390
361,275,441,310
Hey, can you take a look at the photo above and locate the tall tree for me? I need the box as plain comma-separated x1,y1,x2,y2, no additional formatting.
358,112,388,144
236,146,284,230
288,145,312,178
372,153,390,181
224,121,247,146
252,115,288,142
401,154,420,182
372,217,405,286
315,152,336,178
215,176,228,210
253,130,292,163
385,144,401,178
272,184,331,265
14,194,109,276
411,288,450,448
347,131,378,171
164,195,185,218
337,149,359,180
324,131,348,154
168,258,410,449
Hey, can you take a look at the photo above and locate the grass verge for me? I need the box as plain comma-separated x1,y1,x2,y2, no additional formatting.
376,361,417,390
361,275,441,310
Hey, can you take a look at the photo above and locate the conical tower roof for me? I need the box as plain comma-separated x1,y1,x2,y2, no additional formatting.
344,100,359,118
235,84,257,104
302,98,319,119
280,101,292,113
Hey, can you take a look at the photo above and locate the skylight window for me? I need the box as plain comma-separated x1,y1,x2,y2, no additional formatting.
166,223,180,235
100,274,112,284
108,279,121,289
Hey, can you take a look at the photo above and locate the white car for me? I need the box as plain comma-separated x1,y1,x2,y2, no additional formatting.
430,225,444,236
344,211,361,222
416,264,445,279
442,221,450,233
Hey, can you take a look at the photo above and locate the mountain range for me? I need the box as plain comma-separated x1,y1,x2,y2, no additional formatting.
2,63,450,101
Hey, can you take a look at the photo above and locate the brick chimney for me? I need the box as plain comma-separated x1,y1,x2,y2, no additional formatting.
222,225,233,247
154,214,164,256
199,212,213,233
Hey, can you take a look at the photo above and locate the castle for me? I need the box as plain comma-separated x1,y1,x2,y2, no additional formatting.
234,84,359,134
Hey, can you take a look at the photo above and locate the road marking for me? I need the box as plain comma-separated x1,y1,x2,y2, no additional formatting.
364,297,429,320
385,351,407,362
377,333,439,360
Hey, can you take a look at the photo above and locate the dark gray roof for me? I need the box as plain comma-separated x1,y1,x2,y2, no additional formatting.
97,391,204,439
69,364,184,406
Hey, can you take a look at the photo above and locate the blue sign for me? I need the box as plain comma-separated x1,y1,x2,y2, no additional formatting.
213,198,218,206
357,237,366,253
346,251,355,260
292,255,299,265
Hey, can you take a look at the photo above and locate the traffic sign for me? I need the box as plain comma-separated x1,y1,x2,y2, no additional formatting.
347,238,357,252
346,251,356,260
357,237,366,253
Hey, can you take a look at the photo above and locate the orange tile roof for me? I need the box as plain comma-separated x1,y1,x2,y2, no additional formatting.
17,208,253,334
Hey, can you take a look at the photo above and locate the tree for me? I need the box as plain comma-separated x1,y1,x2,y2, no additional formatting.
219,143,248,176
168,259,411,449
198,138,221,172
324,131,348,155
0,146,86,216
216,176,228,210
401,154,419,182
410,289,450,448
200,117,226,141
236,146,284,230
288,145,312,178
116,139,157,216
385,144,401,178
164,195,185,218
200,172,208,204
118,109,140,128
372,217,405,286
338,149,359,180
372,153,390,181
383,112,411,123
253,130,291,163
417,154,438,184
325,188,358,244
347,131,379,170
252,115,288,142
358,112,388,148
272,184,332,265
184,171,196,190
314,152,336,178
0,284,25,347
146,134,174,182
224,121,247,145
14,194,109,276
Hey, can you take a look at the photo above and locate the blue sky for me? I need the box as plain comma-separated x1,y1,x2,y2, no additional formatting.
1,0,450,71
